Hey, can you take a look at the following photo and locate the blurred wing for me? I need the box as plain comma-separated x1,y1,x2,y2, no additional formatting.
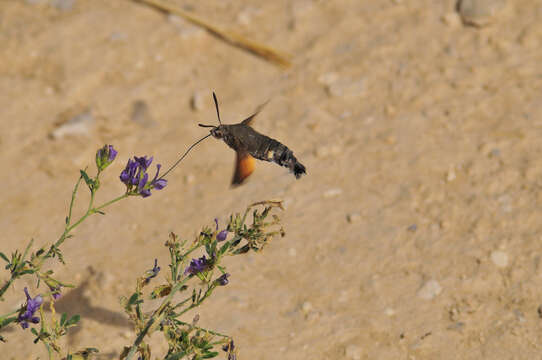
232,150,256,186
240,100,270,126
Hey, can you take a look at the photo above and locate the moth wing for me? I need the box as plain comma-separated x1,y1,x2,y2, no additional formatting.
240,100,270,126
232,150,256,186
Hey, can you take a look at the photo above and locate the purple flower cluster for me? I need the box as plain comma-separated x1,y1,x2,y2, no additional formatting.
184,256,210,276
120,156,167,198
18,288,43,329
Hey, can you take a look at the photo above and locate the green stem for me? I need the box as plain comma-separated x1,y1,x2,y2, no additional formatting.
174,320,229,338
125,279,190,360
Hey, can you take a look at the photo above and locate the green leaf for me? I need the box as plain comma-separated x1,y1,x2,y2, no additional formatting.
128,293,139,305
66,314,80,327
165,351,187,360
202,352,219,359
79,170,94,189
60,313,67,326
0,252,8,263
31,328,38,336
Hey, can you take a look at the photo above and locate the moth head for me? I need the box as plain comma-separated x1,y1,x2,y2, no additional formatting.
199,124,224,139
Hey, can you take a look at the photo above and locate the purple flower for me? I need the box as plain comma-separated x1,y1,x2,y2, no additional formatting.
17,288,43,329
216,273,230,286
96,144,117,171
184,256,210,276
222,340,236,360
145,259,161,283
214,218,229,242
120,155,167,198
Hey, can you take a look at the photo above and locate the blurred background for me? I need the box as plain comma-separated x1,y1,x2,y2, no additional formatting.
2,0,542,359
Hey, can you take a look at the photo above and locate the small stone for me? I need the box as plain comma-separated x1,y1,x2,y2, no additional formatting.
183,174,196,184
314,144,341,158
457,0,508,27
131,100,155,127
446,166,457,182
490,250,508,268
324,188,342,198
345,344,362,360
301,302,313,314
288,248,297,257
190,91,205,111
327,78,366,98
51,0,76,11
51,110,94,139
346,213,361,223
168,14,204,38
385,307,396,317
317,72,339,85
442,12,462,27
407,224,417,232
417,279,442,300
110,32,127,41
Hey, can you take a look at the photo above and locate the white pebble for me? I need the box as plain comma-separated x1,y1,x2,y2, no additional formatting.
191,91,205,111
345,344,363,360
442,12,462,27
51,110,94,139
417,279,442,300
324,188,342,198
385,307,396,317
301,301,313,314
490,250,508,268
457,0,508,27
346,213,361,223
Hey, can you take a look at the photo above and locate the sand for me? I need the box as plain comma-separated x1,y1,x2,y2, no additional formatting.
2,0,542,359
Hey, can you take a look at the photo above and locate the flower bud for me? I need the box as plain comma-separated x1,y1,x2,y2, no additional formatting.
96,144,117,171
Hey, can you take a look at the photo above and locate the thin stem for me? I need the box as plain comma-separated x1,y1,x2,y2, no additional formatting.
174,320,229,338
67,173,84,226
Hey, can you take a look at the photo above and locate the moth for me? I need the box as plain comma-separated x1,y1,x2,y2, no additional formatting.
199,93,306,186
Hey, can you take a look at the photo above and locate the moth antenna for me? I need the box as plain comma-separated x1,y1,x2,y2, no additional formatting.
213,92,222,125
198,123,216,128
159,133,212,179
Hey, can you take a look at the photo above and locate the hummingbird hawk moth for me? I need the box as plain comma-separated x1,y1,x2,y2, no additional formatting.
199,93,306,186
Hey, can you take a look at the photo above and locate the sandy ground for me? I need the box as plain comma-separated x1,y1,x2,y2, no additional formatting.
2,0,542,359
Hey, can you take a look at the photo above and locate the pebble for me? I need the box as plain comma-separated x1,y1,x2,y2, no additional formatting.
346,213,361,223
490,250,508,268
51,110,94,139
183,173,196,184
345,344,363,360
417,279,442,300
323,188,342,198
317,72,339,85
407,224,417,232
446,166,457,182
457,0,508,27
288,248,297,257
314,144,341,158
301,301,313,314
190,91,205,111
131,100,155,127
385,307,396,317
327,78,366,98
442,12,462,27
51,0,76,11
168,15,205,38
